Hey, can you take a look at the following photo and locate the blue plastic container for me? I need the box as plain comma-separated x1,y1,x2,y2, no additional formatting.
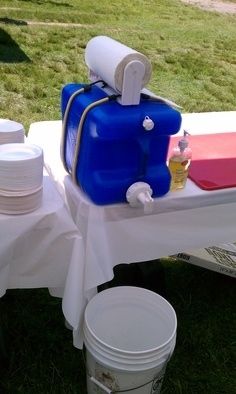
61,83,182,205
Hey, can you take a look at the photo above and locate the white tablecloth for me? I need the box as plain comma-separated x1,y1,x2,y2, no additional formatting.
28,111,236,347
0,170,87,348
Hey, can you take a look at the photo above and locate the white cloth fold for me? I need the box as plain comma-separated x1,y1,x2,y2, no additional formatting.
0,169,86,347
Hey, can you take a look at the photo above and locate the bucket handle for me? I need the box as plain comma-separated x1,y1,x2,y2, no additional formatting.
90,376,113,393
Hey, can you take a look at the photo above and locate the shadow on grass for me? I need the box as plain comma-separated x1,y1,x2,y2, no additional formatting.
20,0,73,6
0,17,27,26
0,28,31,63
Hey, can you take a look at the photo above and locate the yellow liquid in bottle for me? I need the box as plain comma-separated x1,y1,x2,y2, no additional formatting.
169,156,190,190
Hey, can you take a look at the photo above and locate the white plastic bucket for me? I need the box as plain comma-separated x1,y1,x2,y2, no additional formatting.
83,286,177,394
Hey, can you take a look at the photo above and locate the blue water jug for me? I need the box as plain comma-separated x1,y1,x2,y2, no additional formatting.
61,83,182,205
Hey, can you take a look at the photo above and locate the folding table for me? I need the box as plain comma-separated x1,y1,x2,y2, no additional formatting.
28,111,236,348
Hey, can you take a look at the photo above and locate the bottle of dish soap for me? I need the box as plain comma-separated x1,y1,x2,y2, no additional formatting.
168,130,192,190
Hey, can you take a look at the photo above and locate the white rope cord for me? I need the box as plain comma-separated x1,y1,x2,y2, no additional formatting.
60,87,85,172
71,96,110,185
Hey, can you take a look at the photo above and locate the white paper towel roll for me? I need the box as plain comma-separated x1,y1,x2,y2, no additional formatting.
85,36,152,93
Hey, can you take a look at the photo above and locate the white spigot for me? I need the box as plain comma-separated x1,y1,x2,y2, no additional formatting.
126,182,154,214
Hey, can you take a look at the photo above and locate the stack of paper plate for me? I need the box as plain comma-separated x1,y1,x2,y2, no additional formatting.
0,187,43,215
0,119,25,144
0,143,44,214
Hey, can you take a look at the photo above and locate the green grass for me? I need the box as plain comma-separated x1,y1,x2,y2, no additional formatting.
0,289,86,393
0,0,236,130
0,1,236,393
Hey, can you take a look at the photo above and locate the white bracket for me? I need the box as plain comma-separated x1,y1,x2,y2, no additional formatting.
118,60,145,106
